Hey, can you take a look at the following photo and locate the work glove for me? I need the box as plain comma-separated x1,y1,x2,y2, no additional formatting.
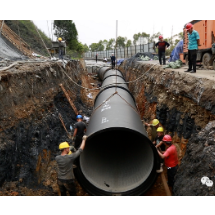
82,135,88,140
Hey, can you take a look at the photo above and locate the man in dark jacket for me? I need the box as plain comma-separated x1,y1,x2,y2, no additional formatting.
111,53,116,69
73,115,87,150
58,37,65,60
155,35,170,65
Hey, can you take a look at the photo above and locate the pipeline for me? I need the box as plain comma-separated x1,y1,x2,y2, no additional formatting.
74,67,160,195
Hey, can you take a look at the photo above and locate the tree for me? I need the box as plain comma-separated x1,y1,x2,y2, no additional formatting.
178,32,183,40
53,20,78,50
89,43,99,52
116,36,126,48
89,41,104,52
102,39,108,50
125,39,132,47
83,44,89,52
133,32,150,45
148,32,161,43
106,38,115,50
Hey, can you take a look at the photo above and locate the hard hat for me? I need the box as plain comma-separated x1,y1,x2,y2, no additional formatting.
58,37,62,41
152,119,159,126
157,127,164,132
59,142,70,150
186,23,193,31
77,115,83,119
159,35,163,39
162,135,172,142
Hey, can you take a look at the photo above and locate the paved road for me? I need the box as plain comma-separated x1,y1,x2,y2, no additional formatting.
139,60,215,81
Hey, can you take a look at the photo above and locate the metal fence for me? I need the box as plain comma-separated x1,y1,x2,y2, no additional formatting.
84,42,155,59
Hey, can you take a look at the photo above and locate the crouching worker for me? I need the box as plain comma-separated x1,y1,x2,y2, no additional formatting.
145,119,160,142
156,135,178,187
153,127,165,173
56,135,87,196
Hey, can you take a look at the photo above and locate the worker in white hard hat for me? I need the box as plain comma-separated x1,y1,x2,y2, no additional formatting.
55,136,87,196
58,37,64,60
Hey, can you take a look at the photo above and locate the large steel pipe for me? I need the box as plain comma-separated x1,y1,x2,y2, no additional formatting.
74,68,160,195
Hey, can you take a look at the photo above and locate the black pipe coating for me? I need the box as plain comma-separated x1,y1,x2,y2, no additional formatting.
74,67,160,195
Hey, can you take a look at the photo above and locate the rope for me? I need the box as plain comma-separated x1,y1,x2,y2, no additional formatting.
33,21,51,58
16,20,23,54
116,93,140,115
60,61,158,92
47,20,51,39
61,68,100,91
0,20,4,37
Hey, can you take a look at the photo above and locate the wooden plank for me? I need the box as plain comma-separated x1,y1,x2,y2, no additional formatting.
60,84,79,115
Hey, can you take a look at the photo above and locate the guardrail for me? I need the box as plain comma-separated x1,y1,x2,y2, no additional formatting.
84,42,155,59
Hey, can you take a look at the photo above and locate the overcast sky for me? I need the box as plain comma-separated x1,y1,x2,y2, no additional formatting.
33,19,189,46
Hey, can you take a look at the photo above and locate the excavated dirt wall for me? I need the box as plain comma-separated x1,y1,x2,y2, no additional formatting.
0,61,95,196
119,60,215,195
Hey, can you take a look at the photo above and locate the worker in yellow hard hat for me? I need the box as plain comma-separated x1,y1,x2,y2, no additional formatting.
145,119,160,142
153,127,165,173
55,136,87,196
58,37,64,60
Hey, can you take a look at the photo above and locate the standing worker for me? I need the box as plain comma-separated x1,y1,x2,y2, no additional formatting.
111,53,116,69
58,37,64,60
145,119,160,142
96,54,98,63
184,23,201,73
156,135,178,187
154,127,165,173
56,136,87,196
155,35,170,65
73,115,87,150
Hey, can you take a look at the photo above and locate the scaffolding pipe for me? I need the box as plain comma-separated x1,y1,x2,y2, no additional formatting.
74,67,160,195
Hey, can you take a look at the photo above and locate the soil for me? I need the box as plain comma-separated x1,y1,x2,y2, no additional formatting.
119,60,215,195
0,60,99,196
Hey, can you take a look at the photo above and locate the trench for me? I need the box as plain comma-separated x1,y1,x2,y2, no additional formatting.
1,59,215,196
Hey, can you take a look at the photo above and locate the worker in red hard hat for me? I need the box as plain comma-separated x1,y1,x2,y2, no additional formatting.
184,23,201,73
156,135,178,187
155,35,170,65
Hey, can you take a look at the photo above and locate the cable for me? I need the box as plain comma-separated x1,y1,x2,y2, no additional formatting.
32,21,51,58
47,20,51,39
16,20,23,55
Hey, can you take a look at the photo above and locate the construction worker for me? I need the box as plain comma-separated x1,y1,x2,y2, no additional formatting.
154,127,165,173
96,54,98,63
156,135,178,187
56,136,87,196
184,23,201,73
58,37,64,60
145,119,160,142
73,115,87,149
111,53,116,69
155,35,170,65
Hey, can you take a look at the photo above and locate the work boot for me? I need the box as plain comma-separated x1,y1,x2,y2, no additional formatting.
156,163,163,173
190,70,196,73
184,69,191,72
